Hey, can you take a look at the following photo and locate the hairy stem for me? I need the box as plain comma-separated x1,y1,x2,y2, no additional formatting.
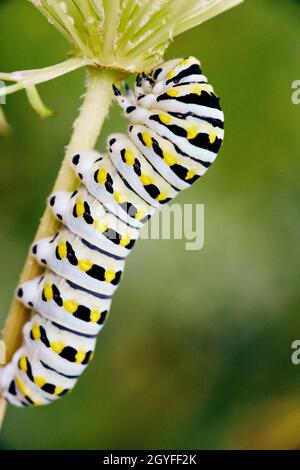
0,66,122,428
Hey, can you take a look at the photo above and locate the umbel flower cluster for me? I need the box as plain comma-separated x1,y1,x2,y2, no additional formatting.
0,0,243,123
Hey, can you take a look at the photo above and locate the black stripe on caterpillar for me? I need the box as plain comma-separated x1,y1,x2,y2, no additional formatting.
0,57,224,407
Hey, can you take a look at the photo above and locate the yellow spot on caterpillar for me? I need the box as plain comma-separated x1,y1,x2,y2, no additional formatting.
135,210,145,221
16,377,28,397
96,168,107,184
90,310,101,323
114,192,127,204
75,200,85,218
75,350,86,364
19,356,27,372
166,89,178,97
50,341,65,354
94,220,108,233
186,127,198,140
57,242,67,259
167,70,175,80
159,113,172,125
32,324,41,341
156,192,168,202
140,174,153,186
186,171,196,181
63,300,78,314
142,133,152,148
120,235,130,247
104,270,116,283
124,149,135,165
34,376,46,388
180,58,190,66
44,284,53,301
209,133,216,144
15,377,42,405
54,386,64,396
163,152,177,166
192,86,202,96
78,259,93,272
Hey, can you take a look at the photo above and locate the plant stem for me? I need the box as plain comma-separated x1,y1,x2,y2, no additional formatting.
0,66,122,429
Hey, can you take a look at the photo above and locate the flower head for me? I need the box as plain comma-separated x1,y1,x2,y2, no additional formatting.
0,0,243,123
31,0,243,72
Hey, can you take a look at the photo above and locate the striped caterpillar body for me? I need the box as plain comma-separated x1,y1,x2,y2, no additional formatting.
0,57,224,407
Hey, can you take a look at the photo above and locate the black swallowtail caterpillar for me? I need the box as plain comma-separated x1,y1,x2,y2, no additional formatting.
0,57,224,407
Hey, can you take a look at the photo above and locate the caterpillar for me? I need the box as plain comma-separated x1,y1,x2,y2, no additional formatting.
0,57,224,407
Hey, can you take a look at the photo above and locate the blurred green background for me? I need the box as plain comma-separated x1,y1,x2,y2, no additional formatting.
0,0,300,450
